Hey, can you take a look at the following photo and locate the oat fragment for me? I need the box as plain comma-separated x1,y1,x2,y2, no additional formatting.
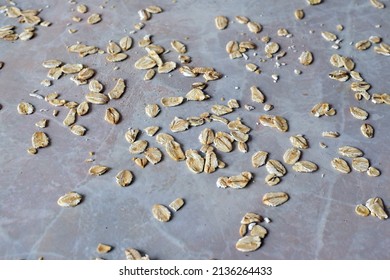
331,158,351,173
161,97,184,107
169,198,184,212
96,243,112,254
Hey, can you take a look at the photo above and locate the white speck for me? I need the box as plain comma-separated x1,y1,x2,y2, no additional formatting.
309,30,315,34
349,41,353,45
129,30,136,34
253,52,257,56
335,39,343,44
375,24,381,28
294,69,302,75
264,217,271,223
169,74,172,77
271,74,279,82
275,62,281,68
286,34,293,38
244,104,255,111
29,93,44,99
39,109,49,112
321,174,325,178
242,53,248,60
331,44,340,49
235,86,240,90
248,223,256,230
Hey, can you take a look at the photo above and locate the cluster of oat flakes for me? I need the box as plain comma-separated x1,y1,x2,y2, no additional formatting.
6,0,389,258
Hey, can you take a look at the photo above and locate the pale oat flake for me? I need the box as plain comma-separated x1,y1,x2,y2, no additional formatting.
338,146,363,158
152,204,171,222
57,192,82,207
104,107,120,124
169,198,184,212
108,78,126,99
292,161,318,173
125,129,139,144
96,243,112,254
77,101,89,116
350,106,368,120
145,104,160,118
129,140,148,154
85,92,109,104
236,236,261,252
87,13,101,24
251,86,265,103
185,149,204,173
262,192,289,207
299,51,313,65
171,40,186,53
250,225,268,238
283,148,301,165
88,165,109,176
17,102,34,115
115,170,133,187
366,197,388,220
360,124,374,138
294,9,304,20
32,132,49,148
165,140,186,161
331,158,351,173
247,21,262,33
144,147,162,165
290,135,309,149
266,160,286,177
161,96,184,107
215,15,228,30
367,167,380,177
63,108,76,126
265,174,280,186
355,204,370,217
352,157,370,172
70,124,86,136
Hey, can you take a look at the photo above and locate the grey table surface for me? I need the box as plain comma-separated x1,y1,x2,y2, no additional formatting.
0,0,389,260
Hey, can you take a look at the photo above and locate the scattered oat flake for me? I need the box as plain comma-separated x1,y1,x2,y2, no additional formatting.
367,166,380,177
171,40,186,53
331,158,351,173
32,132,49,148
299,51,313,65
70,124,87,136
145,104,160,118
355,204,370,217
215,15,228,30
366,197,388,220
294,9,304,20
283,148,301,165
262,192,289,207
338,146,363,158
17,102,34,115
152,204,171,222
115,170,133,187
289,135,309,149
266,160,286,177
236,236,261,252
87,13,101,24
370,0,385,9
352,157,370,172
292,161,318,173
57,192,82,207
88,165,109,176
247,21,262,33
